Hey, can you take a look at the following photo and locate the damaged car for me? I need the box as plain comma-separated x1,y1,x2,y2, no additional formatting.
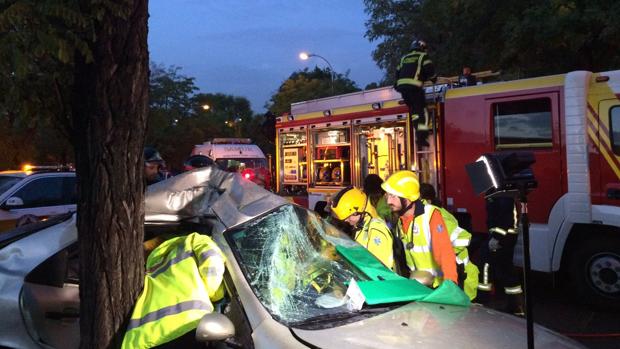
0,167,585,348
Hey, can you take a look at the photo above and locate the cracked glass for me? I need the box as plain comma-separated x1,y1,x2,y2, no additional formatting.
227,204,370,325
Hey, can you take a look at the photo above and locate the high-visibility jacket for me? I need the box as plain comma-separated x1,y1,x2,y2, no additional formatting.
122,233,226,349
396,50,435,88
397,204,458,287
354,214,394,270
431,205,479,300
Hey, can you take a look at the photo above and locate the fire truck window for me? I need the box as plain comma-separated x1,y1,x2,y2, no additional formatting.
493,97,552,149
610,107,620,155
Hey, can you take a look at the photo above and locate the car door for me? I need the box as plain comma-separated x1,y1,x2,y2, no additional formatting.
0,175,74,227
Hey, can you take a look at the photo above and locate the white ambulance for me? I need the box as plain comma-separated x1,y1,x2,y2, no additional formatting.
191,138,271,189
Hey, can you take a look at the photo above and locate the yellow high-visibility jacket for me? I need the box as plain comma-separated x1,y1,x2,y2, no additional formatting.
122,233,225,349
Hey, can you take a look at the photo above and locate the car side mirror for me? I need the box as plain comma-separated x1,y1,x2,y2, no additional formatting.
195,313,235,343
5,196,24,208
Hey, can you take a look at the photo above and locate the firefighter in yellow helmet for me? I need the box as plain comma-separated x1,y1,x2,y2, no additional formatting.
331,186,395,270
382,170,458,287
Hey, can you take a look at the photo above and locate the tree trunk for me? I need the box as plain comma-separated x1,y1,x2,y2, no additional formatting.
72,1,149,348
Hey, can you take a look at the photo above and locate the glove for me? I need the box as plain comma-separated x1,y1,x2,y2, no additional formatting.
488,237,501,252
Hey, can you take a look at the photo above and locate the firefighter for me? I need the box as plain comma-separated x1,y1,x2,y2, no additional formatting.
382,171,458,287
477,195,525,316
144,146,166,185
394,39,437,148
122,233,226,348
419,183,479,300
363,174,396,229
331,186,395,270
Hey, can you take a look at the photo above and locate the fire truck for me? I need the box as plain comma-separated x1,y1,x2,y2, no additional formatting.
274,70,620,305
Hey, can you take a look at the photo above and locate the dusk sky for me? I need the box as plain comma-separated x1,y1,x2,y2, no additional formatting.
148,1,384,113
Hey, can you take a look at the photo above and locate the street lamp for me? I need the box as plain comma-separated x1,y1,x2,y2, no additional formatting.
202,104,210,111
299,51,335,95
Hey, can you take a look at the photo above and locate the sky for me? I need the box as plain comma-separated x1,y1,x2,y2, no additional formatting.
148,0,384,113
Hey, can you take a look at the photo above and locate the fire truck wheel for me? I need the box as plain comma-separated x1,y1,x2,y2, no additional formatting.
569,237,620,308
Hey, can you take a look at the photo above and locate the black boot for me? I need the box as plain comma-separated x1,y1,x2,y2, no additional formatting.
506,293,525,317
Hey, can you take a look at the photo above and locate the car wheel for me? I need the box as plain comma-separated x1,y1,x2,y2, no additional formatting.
569,237,620,308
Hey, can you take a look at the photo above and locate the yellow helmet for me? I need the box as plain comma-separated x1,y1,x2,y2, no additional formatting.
381,170,420,201
331,186,377,220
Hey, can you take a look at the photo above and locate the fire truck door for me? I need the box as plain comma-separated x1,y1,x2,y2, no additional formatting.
597,99,620,206
489,93,562,223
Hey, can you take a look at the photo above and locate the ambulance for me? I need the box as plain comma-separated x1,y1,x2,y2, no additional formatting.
274,70,620,306
191,138,271,189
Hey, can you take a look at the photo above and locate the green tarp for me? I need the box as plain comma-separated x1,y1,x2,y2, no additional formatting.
336,245,470,307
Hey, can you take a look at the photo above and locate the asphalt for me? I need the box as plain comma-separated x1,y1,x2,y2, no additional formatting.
481,272,620,349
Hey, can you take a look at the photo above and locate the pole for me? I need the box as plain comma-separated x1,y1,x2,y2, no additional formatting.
519,187,534,349
309,53,335,95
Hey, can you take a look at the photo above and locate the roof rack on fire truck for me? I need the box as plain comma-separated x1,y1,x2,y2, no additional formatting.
285,70,501,119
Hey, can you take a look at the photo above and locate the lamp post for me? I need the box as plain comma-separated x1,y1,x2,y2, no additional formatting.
299,52,335,95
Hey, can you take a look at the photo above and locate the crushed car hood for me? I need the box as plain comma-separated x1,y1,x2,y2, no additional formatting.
291,302,584,349
145,166,286,228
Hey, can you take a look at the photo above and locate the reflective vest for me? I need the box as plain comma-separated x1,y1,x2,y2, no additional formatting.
433,206,479,300
355,214,394,270
396,50,430,88
398,204,444,287
122,233,226,349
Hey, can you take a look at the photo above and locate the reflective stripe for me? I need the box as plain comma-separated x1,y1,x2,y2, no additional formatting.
453,238,470,247
199,249,221,263
450,227,463,242
483,263,490,286
146,244,185,273
507,228,517,235
150,250,195,278
412,245,430,253
456,256,469,265
505,285,523,294
397,78,423,87
126,300,213,330
490,227,507,235
478,283,492,291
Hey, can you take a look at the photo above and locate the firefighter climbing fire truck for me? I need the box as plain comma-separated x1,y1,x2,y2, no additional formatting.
274,70,620,306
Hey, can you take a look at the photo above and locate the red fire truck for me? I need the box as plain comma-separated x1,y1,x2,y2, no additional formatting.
275,70,620,305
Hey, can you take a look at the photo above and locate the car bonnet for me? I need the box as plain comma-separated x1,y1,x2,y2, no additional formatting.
290,302,585,349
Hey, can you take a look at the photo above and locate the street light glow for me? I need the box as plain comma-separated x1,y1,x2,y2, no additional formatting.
297,51,335,95
202,104,210,111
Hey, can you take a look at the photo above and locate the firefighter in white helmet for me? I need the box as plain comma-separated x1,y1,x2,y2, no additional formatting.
382,170,458,287
331,186,395,270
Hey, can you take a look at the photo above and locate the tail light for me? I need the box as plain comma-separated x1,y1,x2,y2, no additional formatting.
241,168,255,181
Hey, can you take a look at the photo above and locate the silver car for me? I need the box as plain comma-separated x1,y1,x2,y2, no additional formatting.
0,167,585,348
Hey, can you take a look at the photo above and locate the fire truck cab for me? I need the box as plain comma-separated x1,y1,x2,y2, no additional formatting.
275,70,620,306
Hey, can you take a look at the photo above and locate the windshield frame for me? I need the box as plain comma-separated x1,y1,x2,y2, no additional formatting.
224,204,394,329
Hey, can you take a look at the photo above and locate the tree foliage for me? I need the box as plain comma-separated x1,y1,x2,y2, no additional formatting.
145,68,265,173
364,0,620,83
266,67,361,117
0,0,86,169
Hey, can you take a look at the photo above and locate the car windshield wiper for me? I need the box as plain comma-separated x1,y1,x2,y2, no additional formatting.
289,306,395,327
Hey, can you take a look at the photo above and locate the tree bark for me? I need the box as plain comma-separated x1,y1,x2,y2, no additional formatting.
72,1,149,348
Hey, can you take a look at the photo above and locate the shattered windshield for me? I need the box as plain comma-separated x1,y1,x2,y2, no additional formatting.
227,204,371,325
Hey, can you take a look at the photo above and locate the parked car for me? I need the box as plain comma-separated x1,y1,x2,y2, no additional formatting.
0,167,585,348
0,168,76,233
